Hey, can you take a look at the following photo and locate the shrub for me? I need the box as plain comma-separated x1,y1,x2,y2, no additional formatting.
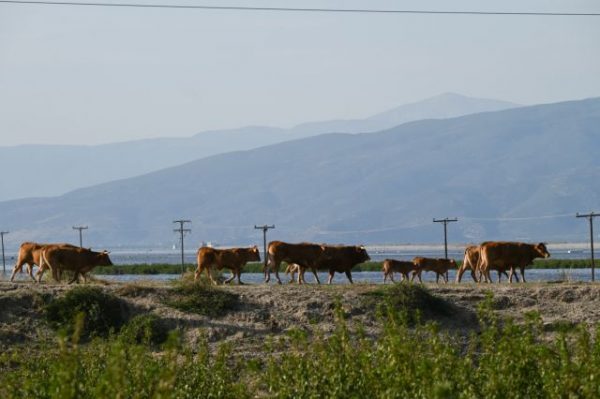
166,280,239,317
45,286,125,337
363,282,452,322
119,314,170,345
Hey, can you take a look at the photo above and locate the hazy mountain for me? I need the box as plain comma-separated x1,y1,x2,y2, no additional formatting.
290,92,518,134
0,93,517,201
0,97,597,249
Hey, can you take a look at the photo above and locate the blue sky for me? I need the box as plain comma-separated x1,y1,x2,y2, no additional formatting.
1,0,599,145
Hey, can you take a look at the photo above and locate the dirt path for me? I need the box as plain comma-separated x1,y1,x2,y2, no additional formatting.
2,281,600,355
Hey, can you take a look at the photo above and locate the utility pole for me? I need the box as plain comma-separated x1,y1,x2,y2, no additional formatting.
254,224,275,275
0,231,8,274
576,212,599,282
72,225,88,248
173,220,191,276
433,218,458,259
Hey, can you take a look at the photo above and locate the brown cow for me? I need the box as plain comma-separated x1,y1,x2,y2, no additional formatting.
38,246,113,284
382,259,417,283
455,245,518,283
478,242,550,283
284,263,301,284
195,246,260,285
266,241,325,284
307,244,370,284
411,257,457,283
9,242,78,282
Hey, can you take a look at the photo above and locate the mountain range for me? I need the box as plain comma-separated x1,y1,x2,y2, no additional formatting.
0,96,597,248
0,93,517,202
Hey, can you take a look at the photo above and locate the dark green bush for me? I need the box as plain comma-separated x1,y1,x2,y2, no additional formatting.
166,281,239,317
119,314,170,345
45,286,125,337
364,282,452,322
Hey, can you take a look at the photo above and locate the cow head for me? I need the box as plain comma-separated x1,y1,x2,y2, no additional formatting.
449,259,458,268
356,245,370,262
97,250,113,266
535,243,550,258
248,245,261,262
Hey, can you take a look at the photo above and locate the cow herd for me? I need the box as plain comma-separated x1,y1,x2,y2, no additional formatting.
7,240,550,285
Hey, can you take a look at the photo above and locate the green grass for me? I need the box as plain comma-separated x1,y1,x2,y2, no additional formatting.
363,283,452,322
165,280,240,317
2,294,600,398
45,286,126,338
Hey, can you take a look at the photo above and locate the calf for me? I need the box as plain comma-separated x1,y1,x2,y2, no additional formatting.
195,246,260,285
382,259,416,283
411,257,457,283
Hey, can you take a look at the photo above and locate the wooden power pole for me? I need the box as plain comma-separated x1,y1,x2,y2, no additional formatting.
577,212,599,282
72,225,88,248
173,220,191,276
0,231,8,274
254,224,275,276
433,218,458,259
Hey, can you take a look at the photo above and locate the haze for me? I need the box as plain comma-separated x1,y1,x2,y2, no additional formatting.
1,0,599,146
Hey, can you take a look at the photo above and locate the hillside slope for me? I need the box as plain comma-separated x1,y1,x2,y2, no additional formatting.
0,93,517,201
0,97,597,247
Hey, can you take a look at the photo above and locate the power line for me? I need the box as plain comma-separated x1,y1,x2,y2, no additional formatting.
1,1,599,16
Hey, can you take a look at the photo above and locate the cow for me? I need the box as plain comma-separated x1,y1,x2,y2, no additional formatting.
194,246,260,285
37,246,113,284
308,244,370,284
411,257,457,283
9,242,78,282
478,242,550,283
266,241,325,284
284,263,301,284
382,259,417,283
455,245,518,283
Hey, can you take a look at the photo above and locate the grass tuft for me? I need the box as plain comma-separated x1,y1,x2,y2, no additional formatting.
166,280,239,317
119,314,170,345
45,286,126,338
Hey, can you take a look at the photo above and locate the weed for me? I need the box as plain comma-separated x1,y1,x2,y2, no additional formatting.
166,280,239,317
119,314,170,345
45,286,126,338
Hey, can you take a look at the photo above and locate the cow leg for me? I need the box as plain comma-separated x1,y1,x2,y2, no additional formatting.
205,264,218,285
288,267,296,284
224,268,236,284
236,270,244,285
27,264,38,282
456,264,466,283
68,272,79,284
194,267,202,282
471,268,478,283
383,272,388,283
512,269,520,283
520,266,526,283
344,270,353,284
327,271,335,284
9,262,24,282
312,269,321,284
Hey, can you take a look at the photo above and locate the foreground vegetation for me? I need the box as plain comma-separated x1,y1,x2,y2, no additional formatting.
1,283,599,398
92,259,595,275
